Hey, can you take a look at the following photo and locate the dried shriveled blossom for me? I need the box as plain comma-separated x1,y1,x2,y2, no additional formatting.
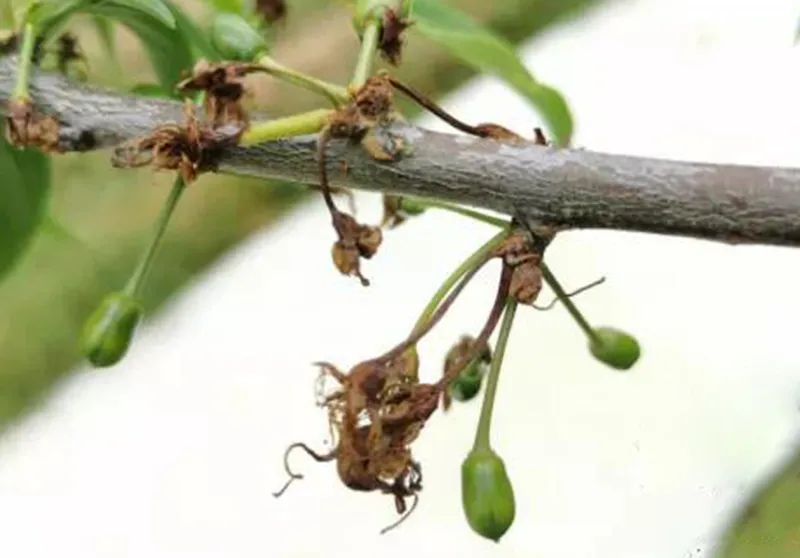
177,60,265,127
317,73,401,285
378,8,413,66
4,100,61,153
111,103,244,183
255,0,287,24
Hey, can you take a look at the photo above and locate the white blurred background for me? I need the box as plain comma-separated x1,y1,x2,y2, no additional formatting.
1,0,800,556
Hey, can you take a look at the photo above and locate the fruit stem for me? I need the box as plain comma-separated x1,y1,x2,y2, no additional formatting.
124,175,186,298
241,109,332,146
473,298,517,450
351,18,380,88
540,263,601,345
256,55,349,107
412,229,508,334
13,22,37,101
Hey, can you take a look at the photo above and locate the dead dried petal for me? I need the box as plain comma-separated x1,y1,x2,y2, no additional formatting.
509,260,543,304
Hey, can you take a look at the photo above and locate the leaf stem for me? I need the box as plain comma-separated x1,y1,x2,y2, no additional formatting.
473,298,517,450
351,19,380,88
404,198,508,229
13,22,36,100
241,109,332,146
540,263,600,344
256,55,349,107
412,229,508,334
124,176,186,298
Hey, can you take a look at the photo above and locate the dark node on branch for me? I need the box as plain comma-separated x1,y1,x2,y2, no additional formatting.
4,99,61,152
111,102,244,184
378,7,413,66
255,0,287,25
177,60,264,128
493,227,551,305
317,73,404,285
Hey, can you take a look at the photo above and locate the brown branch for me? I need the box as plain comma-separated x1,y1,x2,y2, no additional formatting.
3,55,800,247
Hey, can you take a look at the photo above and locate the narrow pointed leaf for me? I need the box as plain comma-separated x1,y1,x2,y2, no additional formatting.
0,136,51,279
412,0,573,146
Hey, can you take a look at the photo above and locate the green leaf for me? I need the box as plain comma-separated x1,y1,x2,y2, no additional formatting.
91,15,117,62
0,136,51,279
203,0,245,13
37,0,175,33
412,0,573,146
716,445,800,558
36,1,191,88
130,83,171,98
168,1,222,62
211,12,267,61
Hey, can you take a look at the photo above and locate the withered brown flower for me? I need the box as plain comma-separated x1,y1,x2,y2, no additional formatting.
111,103,244,184
177,60,265,127
378,8,413,66
4,100,61,153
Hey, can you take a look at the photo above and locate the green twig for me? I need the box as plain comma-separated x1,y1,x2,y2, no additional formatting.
473,298,517,449
12,22,36,100
256,55,349,107
124,176,186,298
351,19,380,88
241,109,331,146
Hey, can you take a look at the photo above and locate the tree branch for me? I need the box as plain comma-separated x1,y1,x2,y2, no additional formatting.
3,55,800,247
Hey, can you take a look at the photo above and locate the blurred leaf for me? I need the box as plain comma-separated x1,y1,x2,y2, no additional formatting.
0,137,51,279
35,1,190,88
37,0,176,32
130,83,171,97
90,15,116,61
87,5,194,89
211,12,267,60
203,0,245,13
716,445,800,558
412,0,573,146
168,1,222,61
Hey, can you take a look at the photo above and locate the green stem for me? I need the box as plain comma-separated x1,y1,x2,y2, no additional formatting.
124,176,186,298
13,22,37,101
417,199,601,345
412,229,509,334
473,298,517,449
540,263,600,344
405,198,508,228
256,55,349,107
241,109,331,146
351,19,380,88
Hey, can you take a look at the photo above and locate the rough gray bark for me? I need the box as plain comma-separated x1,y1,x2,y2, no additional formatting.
3,55,800,247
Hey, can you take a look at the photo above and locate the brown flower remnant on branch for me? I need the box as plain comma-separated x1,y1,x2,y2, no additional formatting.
316,72,404,285
111,103,244,184
177,60,265,128
4,99,61,153
378,7,413,66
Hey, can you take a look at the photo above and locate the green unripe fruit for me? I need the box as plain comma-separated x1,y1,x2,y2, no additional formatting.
211,13,268,61
81,292,143,368
449,366,482,402
461,447,516,542
589,326,641,370
398,196,427,217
